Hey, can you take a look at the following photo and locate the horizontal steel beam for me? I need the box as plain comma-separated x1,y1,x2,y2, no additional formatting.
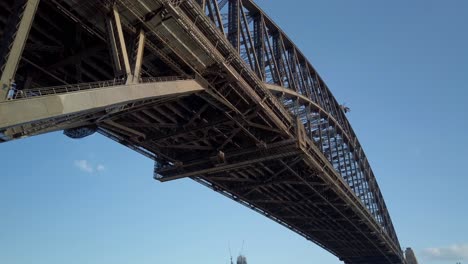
0,79,206,139
156,139,299,181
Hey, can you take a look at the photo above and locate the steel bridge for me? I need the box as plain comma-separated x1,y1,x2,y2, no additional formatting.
0,0,408,263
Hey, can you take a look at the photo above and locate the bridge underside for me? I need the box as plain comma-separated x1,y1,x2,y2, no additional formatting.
0,0,405,263
2,87,401,264
0,78,205,140
156,136,401,264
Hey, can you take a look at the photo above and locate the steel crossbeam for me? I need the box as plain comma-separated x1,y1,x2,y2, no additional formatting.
0,0,408,263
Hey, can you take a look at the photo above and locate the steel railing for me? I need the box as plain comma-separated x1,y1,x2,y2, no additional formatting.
9,75,193,100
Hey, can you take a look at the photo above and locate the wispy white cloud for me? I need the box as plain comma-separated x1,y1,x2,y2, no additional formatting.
74,160,93,173
422,244,468,261
96,164,105,172
74,160,105,173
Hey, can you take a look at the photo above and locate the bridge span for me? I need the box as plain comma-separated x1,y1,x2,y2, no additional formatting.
0,0,408,263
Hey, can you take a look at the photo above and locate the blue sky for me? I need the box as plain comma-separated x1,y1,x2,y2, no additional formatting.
1,0,468,263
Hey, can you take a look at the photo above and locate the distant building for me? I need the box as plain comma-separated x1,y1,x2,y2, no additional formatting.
237,255,247,264
405,247,419,264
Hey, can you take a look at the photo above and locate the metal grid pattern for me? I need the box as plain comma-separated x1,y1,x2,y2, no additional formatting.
0,0,406,263
195,0,398,242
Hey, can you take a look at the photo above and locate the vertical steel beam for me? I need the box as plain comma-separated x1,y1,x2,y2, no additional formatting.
106,16,123,75
228,0,240,52
0,0,40,101
263,21,282,86
205,0,216,24
197,0,206,10
132,29,146,83
74,24,83,82
305,64,321,105
317,114,324,152
112,5,133,81
313,71,329,112
212,0,225,35
253,13,265,80
239,4,260,77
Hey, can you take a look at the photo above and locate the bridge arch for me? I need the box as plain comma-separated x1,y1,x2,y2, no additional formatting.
0,0,406,263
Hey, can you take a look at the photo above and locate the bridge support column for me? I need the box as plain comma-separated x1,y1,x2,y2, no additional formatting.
132,29,146,84
106,7,146,85
106,5,133,82
227,0,240,52
253,13,265,80
0,0,40,101
106,14,123,76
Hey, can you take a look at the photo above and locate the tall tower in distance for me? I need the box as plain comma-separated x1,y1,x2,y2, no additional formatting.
405,247,419,264
237,255,247,264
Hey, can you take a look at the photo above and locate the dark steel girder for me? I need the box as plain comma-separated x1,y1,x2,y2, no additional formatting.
0,0,406,263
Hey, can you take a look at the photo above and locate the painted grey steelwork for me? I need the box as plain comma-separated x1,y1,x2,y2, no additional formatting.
404,248,419,264
0,0,410,263
0,0,39,99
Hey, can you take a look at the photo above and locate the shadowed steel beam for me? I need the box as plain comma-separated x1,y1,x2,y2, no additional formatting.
101,120,146,140
106,15,123,75
113,5,133,81
0,79,205,134
46,45,104,72
228,0,240,51
133,29,146,83
156,139,299,181
0,0,40,101
157,148,300,181
265,82,399,249
0,0,406,261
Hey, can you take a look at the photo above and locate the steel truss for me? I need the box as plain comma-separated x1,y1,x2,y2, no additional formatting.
0,0,406,263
